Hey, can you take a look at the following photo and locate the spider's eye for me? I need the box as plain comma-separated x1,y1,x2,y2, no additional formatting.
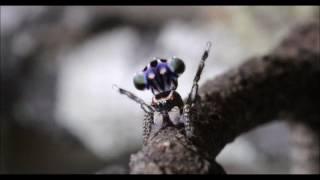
142,66,147,72
133,72,146,90
148,72,155,79
160,59,167,63
159,67,167,75
150,60,158,68
168,57,185,75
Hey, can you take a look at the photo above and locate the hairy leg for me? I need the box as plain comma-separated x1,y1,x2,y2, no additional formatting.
183,41,212,138
112,84,155,114
143,112,153,145
112,85,155,145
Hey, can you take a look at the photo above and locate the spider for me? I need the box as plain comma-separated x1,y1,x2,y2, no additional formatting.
113,42,212,145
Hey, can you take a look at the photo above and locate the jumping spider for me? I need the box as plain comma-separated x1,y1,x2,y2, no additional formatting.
113,42,212,145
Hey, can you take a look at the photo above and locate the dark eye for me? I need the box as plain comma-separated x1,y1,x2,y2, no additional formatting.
150,60,158,68
160,59,167,63
142,66,147,72
168,57,185,75
133,72,146,90
159,67,167,75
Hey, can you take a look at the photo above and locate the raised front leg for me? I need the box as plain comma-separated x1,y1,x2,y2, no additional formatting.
112,84,155,145
112,84,155,114
183,41,212,138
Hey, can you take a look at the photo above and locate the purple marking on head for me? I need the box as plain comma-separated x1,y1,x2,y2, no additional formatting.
140,59,180,95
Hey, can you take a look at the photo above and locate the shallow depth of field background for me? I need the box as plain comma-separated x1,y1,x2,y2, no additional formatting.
1,6,319,174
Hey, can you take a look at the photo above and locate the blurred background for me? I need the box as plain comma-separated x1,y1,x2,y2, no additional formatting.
1,6,319,174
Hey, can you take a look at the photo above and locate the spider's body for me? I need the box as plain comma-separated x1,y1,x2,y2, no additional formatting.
133,58,186,131
114,42,212,145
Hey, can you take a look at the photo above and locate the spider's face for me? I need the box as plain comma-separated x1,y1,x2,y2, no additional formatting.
151,90,184,113
151,90,185,129
152,91,173,111
133,57,185,96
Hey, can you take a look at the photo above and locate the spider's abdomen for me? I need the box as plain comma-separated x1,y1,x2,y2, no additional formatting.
133,58,185,95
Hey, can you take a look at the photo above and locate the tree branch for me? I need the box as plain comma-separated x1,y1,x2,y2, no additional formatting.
129,22,320,174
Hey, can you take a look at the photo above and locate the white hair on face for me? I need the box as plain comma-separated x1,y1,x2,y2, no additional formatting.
148,72,155,79
160,67,167,75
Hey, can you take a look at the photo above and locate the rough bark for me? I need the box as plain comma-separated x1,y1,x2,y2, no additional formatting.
129,22,320,174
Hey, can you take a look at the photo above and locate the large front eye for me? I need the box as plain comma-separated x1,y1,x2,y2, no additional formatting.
159,67,167,75
168,57,185,75
133,72,146,90
148,72,155,79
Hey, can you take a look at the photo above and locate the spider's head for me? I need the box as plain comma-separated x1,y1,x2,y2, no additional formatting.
133,57,185,96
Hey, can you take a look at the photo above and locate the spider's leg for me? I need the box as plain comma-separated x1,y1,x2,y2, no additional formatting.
186,41,212,106
182,104,193,138
113,84,155,145
183,41,212,138
148,110,169,142
143,112,153,145
112,84,155,114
